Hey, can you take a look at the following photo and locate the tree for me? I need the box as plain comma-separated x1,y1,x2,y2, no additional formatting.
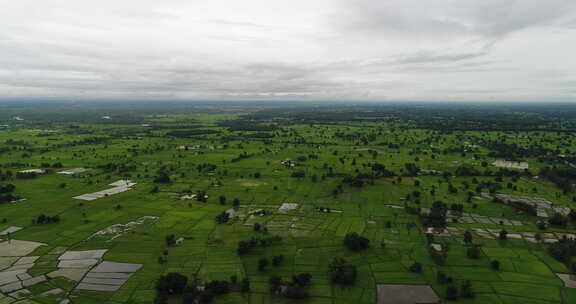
216,212,230,224
165,234,176,246
154,172,171,183
329,257,357,285
409,262,422,273
343,232,370,251
237,241,250,255
284,285,308,299
490,260,500,271
549,213,569,227
499,229,508,240
293,273,312,287
272,255,284,266
269,276,283,294
535,232,543,243
467,246,481,259
437,271,451,284
464,230,473,245
460,280,474,298
422,201,447,228
258,258,269,271
154,294,168,304
241,278,251,292
446,284,459,300
155,272,187,295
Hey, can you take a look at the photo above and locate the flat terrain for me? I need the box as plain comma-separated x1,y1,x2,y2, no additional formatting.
1,102,576,303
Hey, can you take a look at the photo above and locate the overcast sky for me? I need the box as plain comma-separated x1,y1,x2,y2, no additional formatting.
1,0,576,102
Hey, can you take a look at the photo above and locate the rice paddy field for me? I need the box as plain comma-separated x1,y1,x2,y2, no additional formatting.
2,102,576,303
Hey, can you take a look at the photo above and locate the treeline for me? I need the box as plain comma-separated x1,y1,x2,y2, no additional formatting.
166,130,220,137
219,121,279,132
33,214,60,224
97,162,136,174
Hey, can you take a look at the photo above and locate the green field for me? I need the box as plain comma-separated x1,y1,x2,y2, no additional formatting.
1,102,576,303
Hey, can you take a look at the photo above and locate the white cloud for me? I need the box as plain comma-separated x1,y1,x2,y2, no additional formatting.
0,0,575,101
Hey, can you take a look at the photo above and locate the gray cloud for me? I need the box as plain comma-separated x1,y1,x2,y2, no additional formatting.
337,0,576,39
0,0,575,101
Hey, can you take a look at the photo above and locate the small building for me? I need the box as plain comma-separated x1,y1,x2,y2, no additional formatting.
57,168,88,175
19,169,45,174
430,243,443,252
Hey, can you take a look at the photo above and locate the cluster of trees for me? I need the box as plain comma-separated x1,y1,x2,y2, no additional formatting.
484,141,550,159
499,200,537,216
409,262,422,273
446,280,474,300
218,119,278,132
96,162,136,174
165,234,179,246
237,235,282,255
548,238,576,270
5,139,29,146
449,203,464,215
16,171,41,179
467,245,481,259
437,272,474,299
0,169,14,181
258,255,284,272
195,190,208,203
269,273,312,299
0,183,18,203
367,163,396,177
33,214,60,224
426,236,447,266
343,232,370,251
0,193,19,204
539,167,576,192
195,163,217,173
329,257,357,284
548,213,571,227
422,201,447,228
154,171,171,183
155,272,250,304
40,162,63,168
230,152,252,163
342,174,365,187
215,211,230,224
290,170,306,178
242,132,274,139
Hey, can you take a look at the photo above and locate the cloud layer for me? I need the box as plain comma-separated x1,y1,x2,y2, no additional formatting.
1,0,575,101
